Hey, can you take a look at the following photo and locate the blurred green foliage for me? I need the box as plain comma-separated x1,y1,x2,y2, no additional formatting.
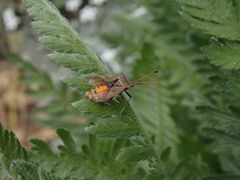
1,0,240,179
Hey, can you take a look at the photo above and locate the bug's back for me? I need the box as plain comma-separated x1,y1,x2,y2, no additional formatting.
104,75,131,100
84,75,131,102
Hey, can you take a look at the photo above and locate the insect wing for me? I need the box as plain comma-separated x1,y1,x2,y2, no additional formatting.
86,75,114,86
104,84,124,100
94,82,121,102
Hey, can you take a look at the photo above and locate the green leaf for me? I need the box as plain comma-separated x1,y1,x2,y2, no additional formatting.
144,169,164,180
60,75,91,94
197,106,239,122
86,121,141,138
10,160,39,180
177,0,240,40
202,174,240,180
22,0,108,76
160,147,171,161
226,77,240,100
0,126,59,179
88,134,96,153
202,128,240,148
56,129,77,155
8,54,54,87
21,1,170,178
116,145,155,163
197,106,240,137
38,168,62,180
111,138,126,159
81,145,90,156
10,160,62,180
31,139,54,156
219,155,240,174
131,43,180,155
0,123,28,171
203,44,240,70
72,99,137,122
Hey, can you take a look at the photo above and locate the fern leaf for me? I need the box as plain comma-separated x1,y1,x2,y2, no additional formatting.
116,145,155,163
177,0,240,40
219,155,240,174
29,128,141,179
202,44,240,70
131,43,180,155
0,124,28,172
22,0,108,76
202,174,240,180
31,139,54,156
22,0,164,175
197,106,239,122
72,99,137,122
227,78,240,100
56,129,77,155
202,128,240,148
60,75,91,94
9,53,54,87
86,121,141,138
38,168,62,180
10,160,62,180
144,169,164,180
160,147,171,162
0,125,62,179
198,106,240,137
22,0,142,124
10,160,38,179
88,134,96,153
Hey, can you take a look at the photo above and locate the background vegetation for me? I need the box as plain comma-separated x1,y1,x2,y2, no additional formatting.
0,0,240,179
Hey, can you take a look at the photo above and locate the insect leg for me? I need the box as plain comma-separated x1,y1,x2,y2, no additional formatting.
119,93,124,102
120,91,132,115
124,90,132,101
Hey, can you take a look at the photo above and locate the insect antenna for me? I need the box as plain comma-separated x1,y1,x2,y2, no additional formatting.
131,71,165,87
132,81,165,87
132,70,159,83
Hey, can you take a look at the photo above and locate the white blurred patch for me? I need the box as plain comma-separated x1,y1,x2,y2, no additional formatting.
79,6,98,23
131,7,147,17
125,53,140,65
101,48,118,63
66,0,82,12
101,48,121,73
3,8,21,31
111,62,122,73
90,0,107,6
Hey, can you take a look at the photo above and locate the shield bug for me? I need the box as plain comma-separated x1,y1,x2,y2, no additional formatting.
84,71,164,113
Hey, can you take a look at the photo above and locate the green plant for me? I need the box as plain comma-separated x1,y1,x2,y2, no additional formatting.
177,0,240,178
0,123,62,179
8,54,84,131
2,0,240,179
1,0,168,179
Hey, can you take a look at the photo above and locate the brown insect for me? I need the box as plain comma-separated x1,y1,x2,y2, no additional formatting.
84,71,164,113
